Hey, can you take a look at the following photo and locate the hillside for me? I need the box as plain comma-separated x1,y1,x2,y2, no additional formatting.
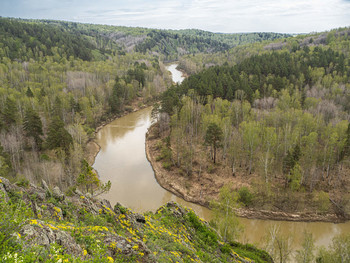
0,17,290,61
0,177,271,262
149,27,350,220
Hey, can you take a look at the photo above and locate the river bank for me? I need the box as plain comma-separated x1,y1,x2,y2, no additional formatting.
85,98,151,167
145,122,347,223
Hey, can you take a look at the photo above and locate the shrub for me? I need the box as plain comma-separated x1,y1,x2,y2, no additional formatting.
314,191,330,214
238,187,254,207
15,177,30,188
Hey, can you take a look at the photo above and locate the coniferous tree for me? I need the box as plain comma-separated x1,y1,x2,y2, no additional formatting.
109,76,124,114
26,87,34,97
46,116,73,154
23,107,43,149
205,122,223,164
3,98,18,127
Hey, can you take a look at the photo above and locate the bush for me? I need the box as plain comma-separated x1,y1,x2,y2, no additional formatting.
186,211,218,246
238,187,254,207
313,191,330,214
15,177,30,188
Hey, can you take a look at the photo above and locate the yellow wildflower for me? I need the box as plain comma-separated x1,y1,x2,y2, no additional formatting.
107,256,114,263
83,249,87,256
80,196,85,199
132,245,139,250
29,219,38,225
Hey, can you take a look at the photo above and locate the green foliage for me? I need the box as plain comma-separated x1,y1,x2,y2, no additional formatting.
238,187,254,207
0,17,96,61
230,241,274,263
15,177,30,188
313,191,330,214
0,144,11,177
186,211,218,246
205,122,223,163
156,143,173,170
135,29,290,60
23,107,43,149
210,184,242,242
289,164,303,191
77,159,111,196
46,116,73,154
2,97,18,128
316,234,350,263
283,144,301,176
0,192,33,257
295,231,315,263
171,46,348,104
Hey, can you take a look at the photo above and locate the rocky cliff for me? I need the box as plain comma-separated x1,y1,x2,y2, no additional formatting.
0,177,272,262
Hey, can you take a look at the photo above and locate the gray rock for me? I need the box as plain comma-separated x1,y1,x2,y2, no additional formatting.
0,183,9,202
85,192,92,199
164,201,187,218
135,213,146,224
41,180,50,193
103,233,151,258
100,199,113,210
0,177,12,192
74,189,84,197
21,221,83,256
52,186,65,201
36,192,46,201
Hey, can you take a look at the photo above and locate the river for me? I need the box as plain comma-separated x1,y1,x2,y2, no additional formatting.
93,64,350,252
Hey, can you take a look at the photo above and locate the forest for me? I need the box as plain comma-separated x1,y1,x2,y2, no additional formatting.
156,27,350,216
0,17,295,194
0,17,178,194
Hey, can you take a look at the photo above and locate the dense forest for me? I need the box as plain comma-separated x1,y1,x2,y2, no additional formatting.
156,27,350,216
0,17,177,194
0,18,290,61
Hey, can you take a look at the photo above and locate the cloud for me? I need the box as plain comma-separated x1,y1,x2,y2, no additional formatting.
0,0,349,33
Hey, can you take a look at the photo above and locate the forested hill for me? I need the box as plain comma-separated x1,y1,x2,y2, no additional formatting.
172,29,291,47
158,27,350,218
170,28,350,105
0,17,291,61
133,30,290,60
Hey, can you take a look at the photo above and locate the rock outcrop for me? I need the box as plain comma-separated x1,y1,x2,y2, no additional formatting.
0,177,272,262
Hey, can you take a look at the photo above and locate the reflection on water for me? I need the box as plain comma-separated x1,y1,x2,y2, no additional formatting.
166,64,185,84
93,67,350,250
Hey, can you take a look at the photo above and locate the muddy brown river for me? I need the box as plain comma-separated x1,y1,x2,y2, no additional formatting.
93,64,350,253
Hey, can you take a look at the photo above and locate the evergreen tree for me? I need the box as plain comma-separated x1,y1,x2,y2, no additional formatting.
46,116,73,154
205,122,223,164
283,144,301,175
26,87,34,97
23,107,43,149
109,76,124,114
2,98,18,127
0,143,11,177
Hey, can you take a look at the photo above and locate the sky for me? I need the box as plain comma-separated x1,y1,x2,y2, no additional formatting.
1,0,350,33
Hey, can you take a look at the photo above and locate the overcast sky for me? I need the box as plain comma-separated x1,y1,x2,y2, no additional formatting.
1,0,350,33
